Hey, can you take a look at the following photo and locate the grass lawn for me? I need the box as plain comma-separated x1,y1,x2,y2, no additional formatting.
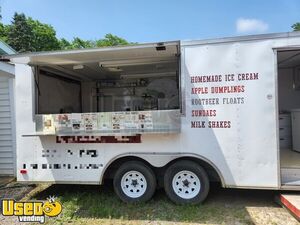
25,182,297,225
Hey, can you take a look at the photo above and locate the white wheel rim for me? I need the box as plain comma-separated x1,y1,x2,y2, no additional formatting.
121,170,147,198
172,170,201,199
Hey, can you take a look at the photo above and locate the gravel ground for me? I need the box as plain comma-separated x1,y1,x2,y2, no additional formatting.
0,180,36,225
0,181,299,225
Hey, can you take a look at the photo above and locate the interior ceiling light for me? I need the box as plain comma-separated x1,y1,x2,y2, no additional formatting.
105,67,123,72
99,64,123,72
73,64,84,70
120,71,176,79
99,58,175,68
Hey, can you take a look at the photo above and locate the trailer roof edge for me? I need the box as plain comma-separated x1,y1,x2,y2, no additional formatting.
5,31,300,61
181,31,300,46
3,40,180,60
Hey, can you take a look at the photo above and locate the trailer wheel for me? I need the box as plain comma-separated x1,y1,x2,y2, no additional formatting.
113,161,156,203
164,160,209,204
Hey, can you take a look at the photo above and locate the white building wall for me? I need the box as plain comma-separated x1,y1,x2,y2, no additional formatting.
0,73,15,176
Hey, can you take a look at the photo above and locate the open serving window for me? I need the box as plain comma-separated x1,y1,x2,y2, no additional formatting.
24,42,181,136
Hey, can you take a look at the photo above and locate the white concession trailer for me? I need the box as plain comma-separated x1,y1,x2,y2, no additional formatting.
6,32,300,204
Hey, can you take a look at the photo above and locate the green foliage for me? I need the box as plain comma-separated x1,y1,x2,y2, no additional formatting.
58,34,130,50
7,13,35,52
27,18,61,51
2,13,60,52
0,23,9,42
0,12,131,52
96,33,129,47
69,37,94,49
58,38,72,50
292,23,300,31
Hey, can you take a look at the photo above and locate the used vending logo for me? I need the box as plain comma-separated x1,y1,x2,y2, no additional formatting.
1,196,62,223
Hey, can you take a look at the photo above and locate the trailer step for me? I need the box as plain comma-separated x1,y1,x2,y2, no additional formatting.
277,194,300,221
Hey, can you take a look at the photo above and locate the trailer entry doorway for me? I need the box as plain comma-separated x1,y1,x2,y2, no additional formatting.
277,49,300,186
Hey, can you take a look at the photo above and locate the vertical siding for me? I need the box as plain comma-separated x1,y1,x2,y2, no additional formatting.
0,76,14,175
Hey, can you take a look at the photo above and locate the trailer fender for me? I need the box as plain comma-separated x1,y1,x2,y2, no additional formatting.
100,152,225,187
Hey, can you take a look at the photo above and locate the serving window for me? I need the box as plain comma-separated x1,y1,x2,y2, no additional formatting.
32,42,181,135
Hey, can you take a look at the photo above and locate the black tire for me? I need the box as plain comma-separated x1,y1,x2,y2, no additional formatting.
113,161,156,203
164,160,210,204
